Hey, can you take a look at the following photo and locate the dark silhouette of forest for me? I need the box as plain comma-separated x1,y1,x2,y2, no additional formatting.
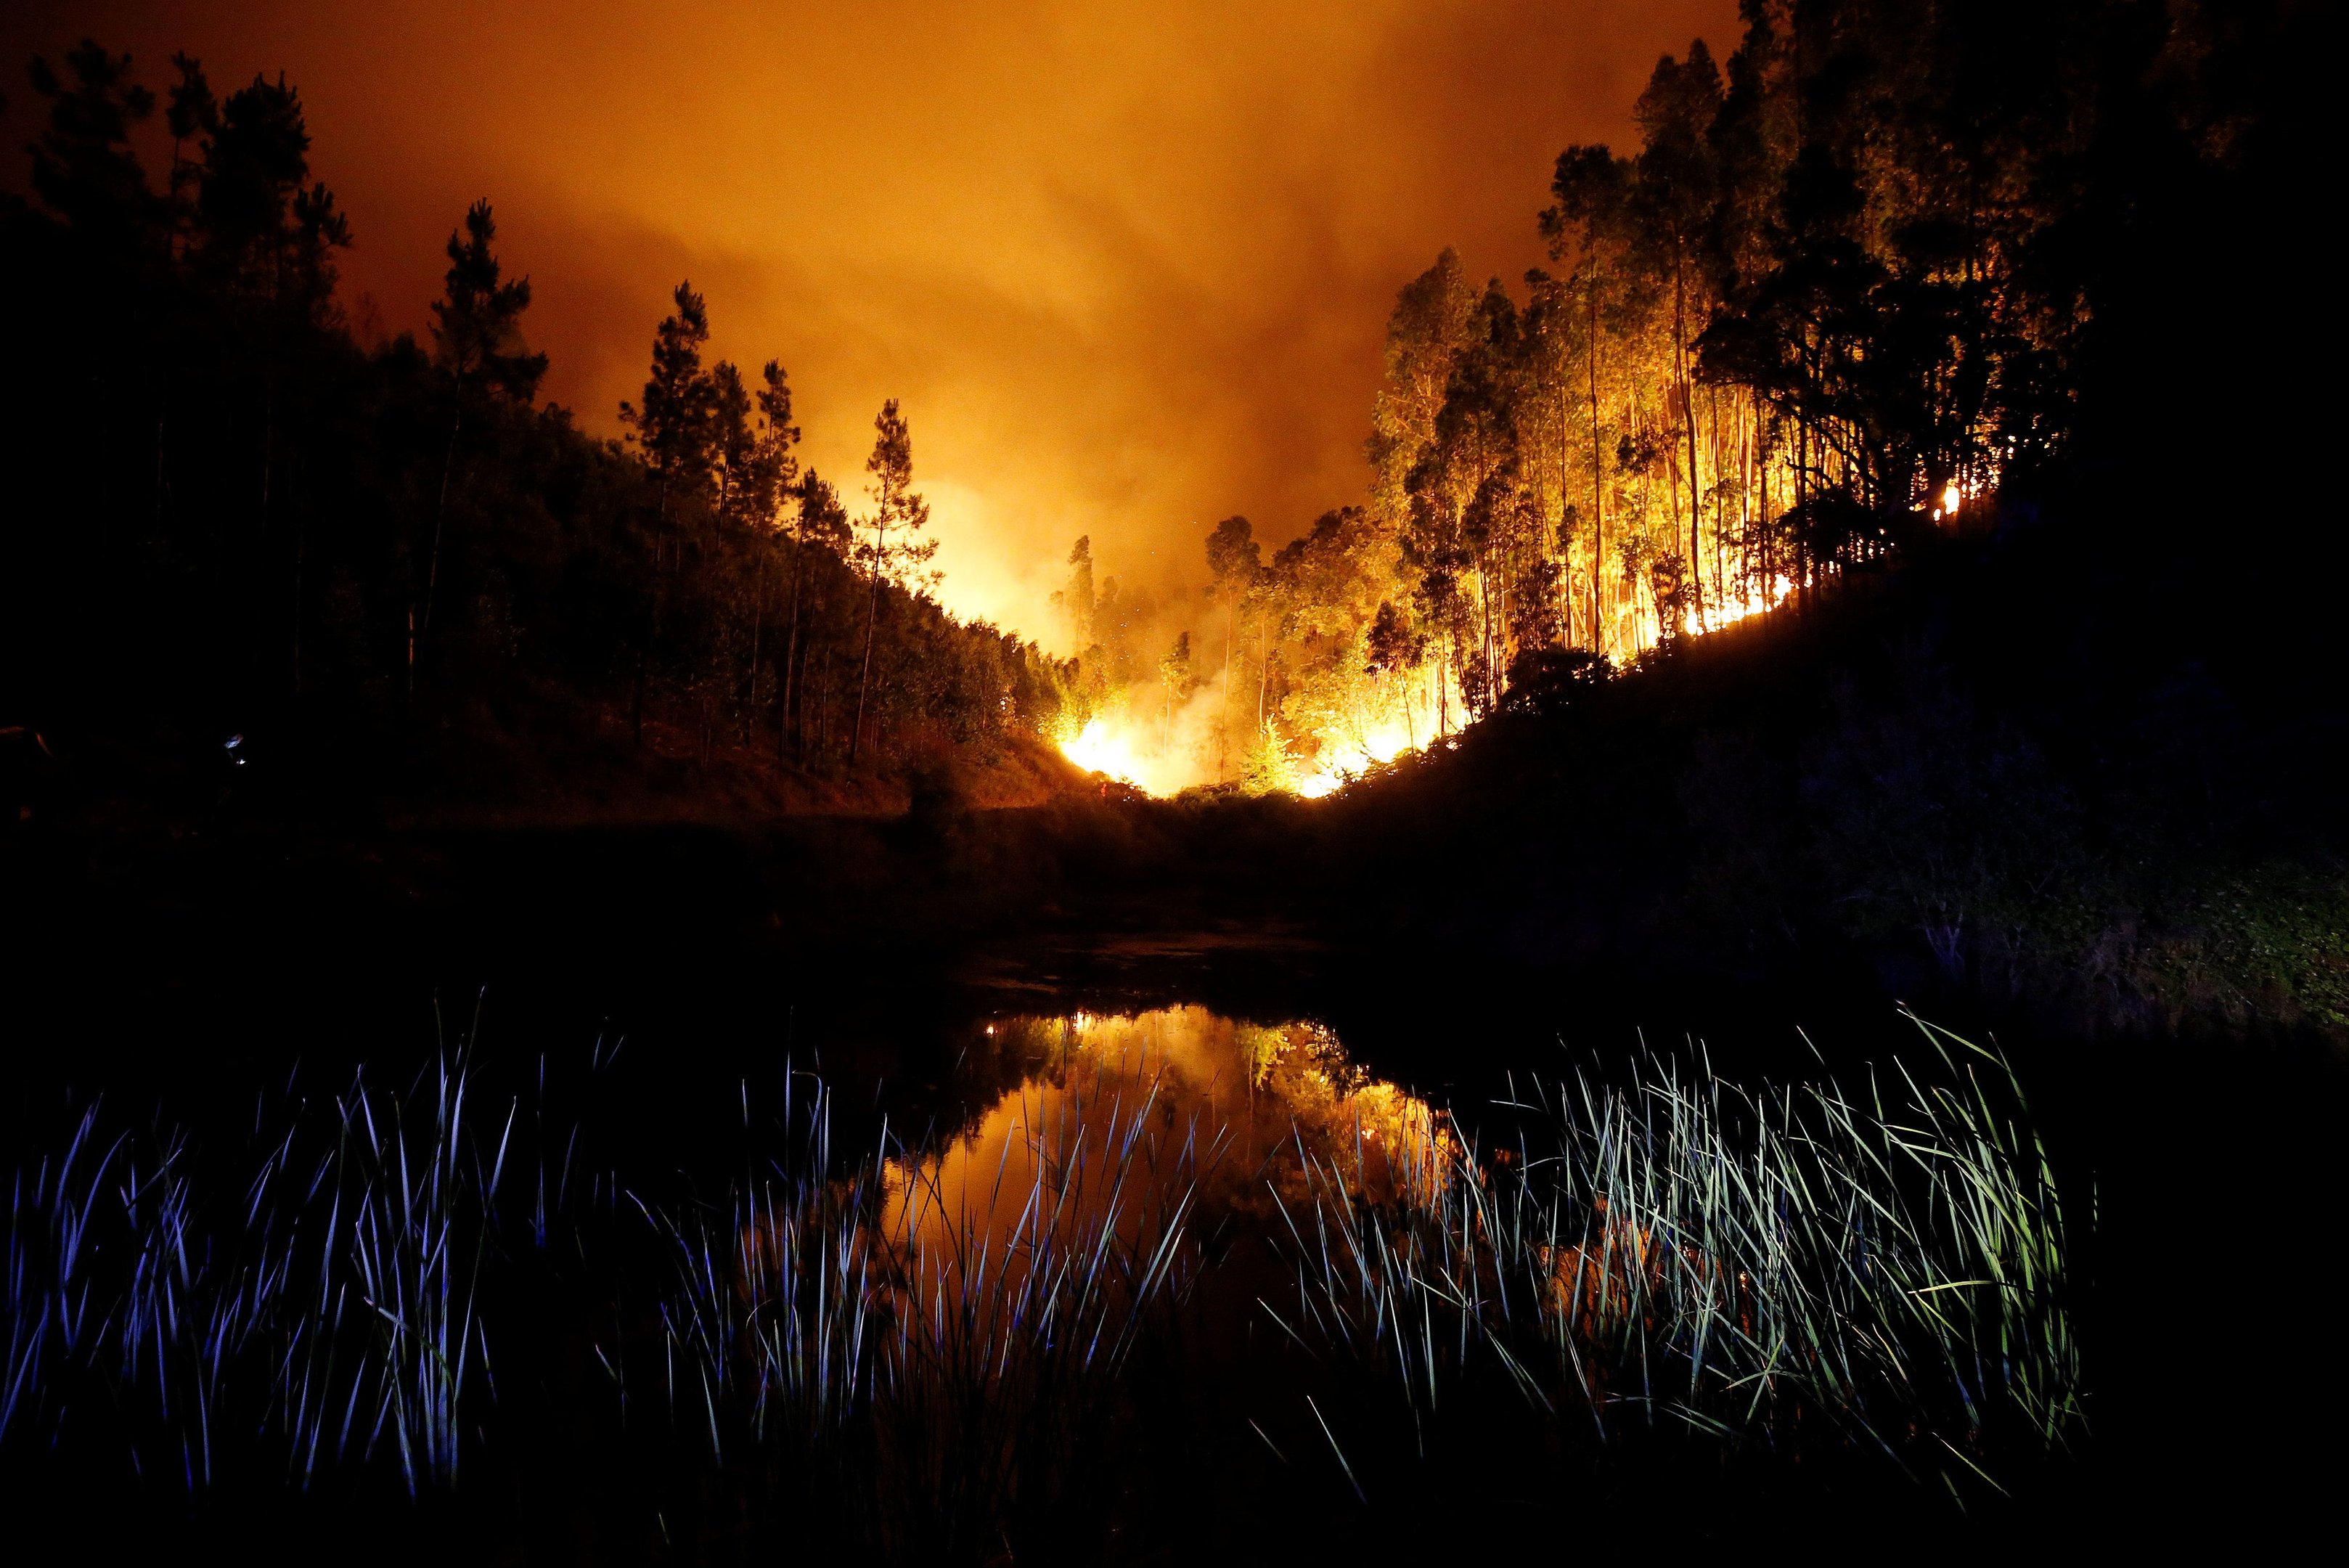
0,46,1085,827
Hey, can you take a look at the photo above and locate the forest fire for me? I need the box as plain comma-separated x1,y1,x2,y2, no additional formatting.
1289,716,1419,799
1055,716,1203,797
1056,718,1141,785
5,0,2331,1551
1031,22,2029,809
1696,573,1793,634
1059,705,1424,799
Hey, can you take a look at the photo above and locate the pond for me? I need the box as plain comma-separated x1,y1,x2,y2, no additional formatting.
889,1005,1449,1242
2,920,2087,1555
632,987,2078,1535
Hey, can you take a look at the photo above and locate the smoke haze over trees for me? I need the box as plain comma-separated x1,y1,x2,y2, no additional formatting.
0,0,1753,643
994,0,2344,1034
0,0,2337,1031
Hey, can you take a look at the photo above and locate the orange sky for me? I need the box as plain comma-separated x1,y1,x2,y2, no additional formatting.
4,0,1735,646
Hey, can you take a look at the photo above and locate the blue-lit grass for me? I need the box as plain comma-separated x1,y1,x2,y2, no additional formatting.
2,1054,515,1497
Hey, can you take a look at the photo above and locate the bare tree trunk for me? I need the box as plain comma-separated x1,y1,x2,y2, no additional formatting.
1710,386,1725,611
1476,545,1495,709
781,539,805,760
1257,621,1269,735
851,518,888,767
1796,413,1810,614
633,474,669,750
424,399,461,634
746,552,764,743
1220,601,1234,781
1753,393,1768,617
1433,630,1448,738
1676,256,1703,632
817,645,834,759
290,459,303,697
1588,283,1605,659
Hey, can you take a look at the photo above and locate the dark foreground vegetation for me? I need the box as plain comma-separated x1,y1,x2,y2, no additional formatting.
4,1012,2085,1560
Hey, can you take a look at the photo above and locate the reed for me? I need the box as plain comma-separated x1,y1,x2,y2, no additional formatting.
637,1063,1212,1555
2,1009,2085,1537
1,1053,516,1495
1268,1011,2083,1487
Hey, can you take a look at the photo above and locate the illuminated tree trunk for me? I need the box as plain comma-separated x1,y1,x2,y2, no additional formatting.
1555,344,1574,648
1795,413,1809,614
1676,256,1703,632
1710,386,1725,612
1753,392,1769,617
1588,284,1605,658
1220,600,1233,781
1435,636,1449,737
1477,542,1495,710
1257,621,1270,736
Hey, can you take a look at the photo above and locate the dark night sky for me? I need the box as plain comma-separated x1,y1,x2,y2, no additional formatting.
3,0,1736,643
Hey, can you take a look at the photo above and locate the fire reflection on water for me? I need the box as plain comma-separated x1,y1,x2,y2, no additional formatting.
700,1004,2072,1477
881,1007,1447,1276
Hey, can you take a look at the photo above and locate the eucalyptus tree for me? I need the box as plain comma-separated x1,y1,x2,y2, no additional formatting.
1368,250,1477,531
1203,515,1261,773
1627,42,1723,628
1543,144,1634,658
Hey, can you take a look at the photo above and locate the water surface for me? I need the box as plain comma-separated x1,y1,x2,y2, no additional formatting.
886,1005,1448,1262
